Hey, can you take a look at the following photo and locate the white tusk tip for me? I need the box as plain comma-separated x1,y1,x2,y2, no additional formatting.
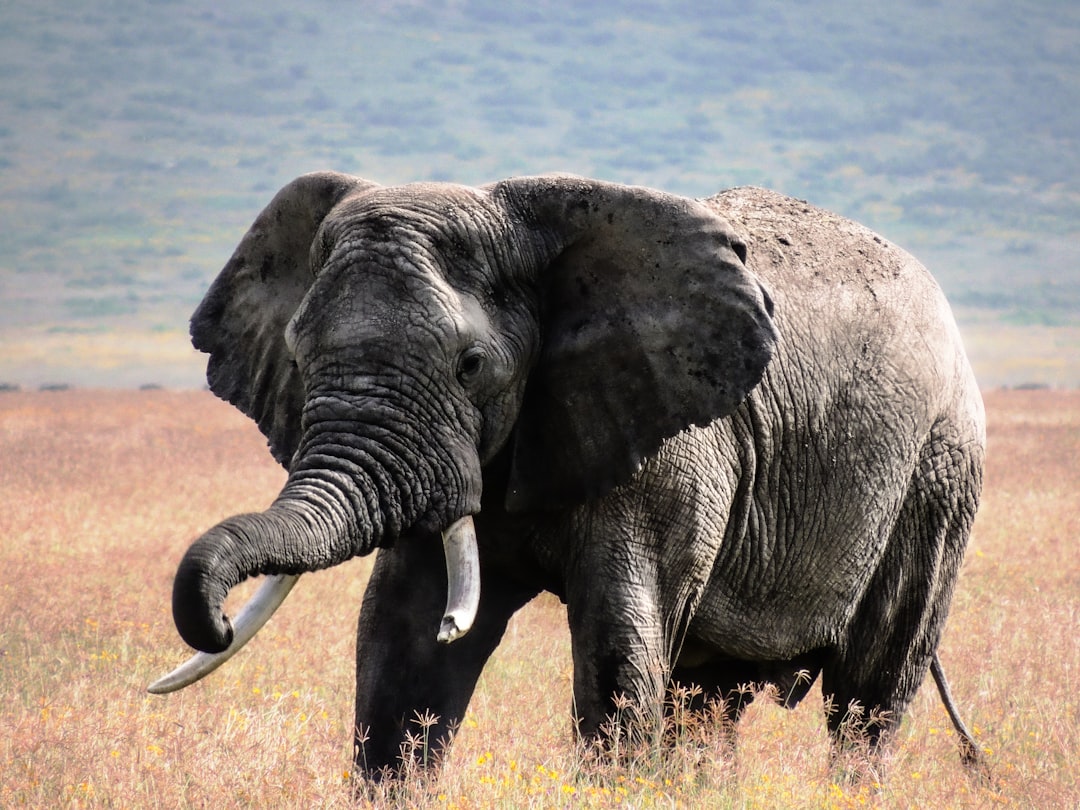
437,614,469,644
147,679,174,695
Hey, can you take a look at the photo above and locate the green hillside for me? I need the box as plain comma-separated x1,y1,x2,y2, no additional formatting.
1,0,1077,387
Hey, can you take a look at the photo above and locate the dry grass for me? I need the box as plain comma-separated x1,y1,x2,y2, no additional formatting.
1,389,1076,808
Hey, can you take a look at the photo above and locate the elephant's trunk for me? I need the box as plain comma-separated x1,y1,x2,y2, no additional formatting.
155,402,484,690
150,517,480,695
170,472,362,654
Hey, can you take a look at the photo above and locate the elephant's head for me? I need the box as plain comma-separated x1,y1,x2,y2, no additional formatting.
150,172,776,690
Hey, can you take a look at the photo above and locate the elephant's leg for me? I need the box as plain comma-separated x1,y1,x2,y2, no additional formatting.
565,512,711,751
822,442,979,760
564,453,727,753
568,596,669,749
566,539,671,748
353,531,537,779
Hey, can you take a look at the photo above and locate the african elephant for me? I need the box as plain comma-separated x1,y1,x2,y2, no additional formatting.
150,173,986,779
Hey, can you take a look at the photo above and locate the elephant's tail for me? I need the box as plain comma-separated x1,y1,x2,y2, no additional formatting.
929,652,992,781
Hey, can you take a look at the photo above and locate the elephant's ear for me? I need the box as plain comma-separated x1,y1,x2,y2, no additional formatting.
190,172,379,467
493,176,777,511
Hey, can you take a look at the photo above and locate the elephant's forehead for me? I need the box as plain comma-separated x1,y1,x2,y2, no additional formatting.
323,185,508,295
337,182,489,224
293,250,470,357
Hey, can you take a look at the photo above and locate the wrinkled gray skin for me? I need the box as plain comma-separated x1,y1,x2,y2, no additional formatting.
167,173,984,779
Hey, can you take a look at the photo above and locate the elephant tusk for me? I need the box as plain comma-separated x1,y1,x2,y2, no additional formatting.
147,573,300,694
437,515,481,643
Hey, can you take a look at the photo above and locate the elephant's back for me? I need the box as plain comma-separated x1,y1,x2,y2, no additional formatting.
703,186,940,315
703,186,980,421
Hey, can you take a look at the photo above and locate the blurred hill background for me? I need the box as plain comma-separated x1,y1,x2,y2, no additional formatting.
1,0,1077,389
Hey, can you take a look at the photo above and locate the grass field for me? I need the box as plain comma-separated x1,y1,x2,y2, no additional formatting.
1,389,1076,808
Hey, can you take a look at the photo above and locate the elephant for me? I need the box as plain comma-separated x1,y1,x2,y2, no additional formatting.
150,172,986,780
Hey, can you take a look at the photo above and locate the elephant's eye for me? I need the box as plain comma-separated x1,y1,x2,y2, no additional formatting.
457,346,487,386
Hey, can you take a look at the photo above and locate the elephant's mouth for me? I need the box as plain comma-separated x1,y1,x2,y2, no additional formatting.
148,515,480,695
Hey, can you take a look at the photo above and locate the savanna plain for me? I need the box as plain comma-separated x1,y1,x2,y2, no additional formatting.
1,389,1076,809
